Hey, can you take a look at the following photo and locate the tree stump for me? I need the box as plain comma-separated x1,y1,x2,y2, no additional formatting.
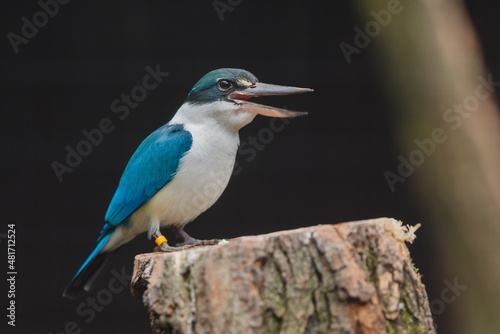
131,218,435,334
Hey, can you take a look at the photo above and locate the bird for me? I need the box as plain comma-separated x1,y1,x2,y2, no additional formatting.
63,68,313,298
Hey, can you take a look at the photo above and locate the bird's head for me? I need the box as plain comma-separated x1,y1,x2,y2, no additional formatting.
180,68,313,130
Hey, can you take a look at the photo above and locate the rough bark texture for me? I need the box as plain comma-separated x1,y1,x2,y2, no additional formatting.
131,218,435,334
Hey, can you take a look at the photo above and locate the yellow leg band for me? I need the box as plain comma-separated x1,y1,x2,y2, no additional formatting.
155,235,168,246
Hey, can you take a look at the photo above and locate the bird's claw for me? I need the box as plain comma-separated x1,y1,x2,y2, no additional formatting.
154,243,193,252
153,239,222,252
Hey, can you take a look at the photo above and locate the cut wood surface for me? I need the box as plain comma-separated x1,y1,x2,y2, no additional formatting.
131,218,435,334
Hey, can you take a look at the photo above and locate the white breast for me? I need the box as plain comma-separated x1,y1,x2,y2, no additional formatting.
129,106,242,231
141,121,239,227
105,101,252,250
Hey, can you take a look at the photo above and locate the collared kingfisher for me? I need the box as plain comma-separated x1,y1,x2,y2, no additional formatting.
63,68,313,298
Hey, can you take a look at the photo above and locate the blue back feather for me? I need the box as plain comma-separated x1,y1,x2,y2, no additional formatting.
98,123,192,240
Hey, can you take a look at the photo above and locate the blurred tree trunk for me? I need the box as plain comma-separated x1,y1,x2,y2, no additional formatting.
131,219,434,334
353,0,500,333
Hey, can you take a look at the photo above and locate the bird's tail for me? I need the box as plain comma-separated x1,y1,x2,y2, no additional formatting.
63,232,120,299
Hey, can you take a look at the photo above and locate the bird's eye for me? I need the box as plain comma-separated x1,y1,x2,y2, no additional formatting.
217,79,233,91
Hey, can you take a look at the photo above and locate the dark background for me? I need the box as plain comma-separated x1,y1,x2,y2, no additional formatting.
1,1,499,333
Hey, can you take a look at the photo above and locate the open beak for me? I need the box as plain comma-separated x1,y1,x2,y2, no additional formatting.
229,82,313,118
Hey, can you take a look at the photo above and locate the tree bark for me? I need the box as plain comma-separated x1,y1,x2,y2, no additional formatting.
131,218,435,334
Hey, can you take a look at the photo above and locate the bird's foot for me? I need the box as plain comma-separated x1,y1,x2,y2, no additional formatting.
171,226,220,247
152,233,191,252
152,228,222,252
154,239,221,252
154,243,195,252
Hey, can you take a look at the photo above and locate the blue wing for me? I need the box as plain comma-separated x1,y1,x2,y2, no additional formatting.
98,123,192,240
